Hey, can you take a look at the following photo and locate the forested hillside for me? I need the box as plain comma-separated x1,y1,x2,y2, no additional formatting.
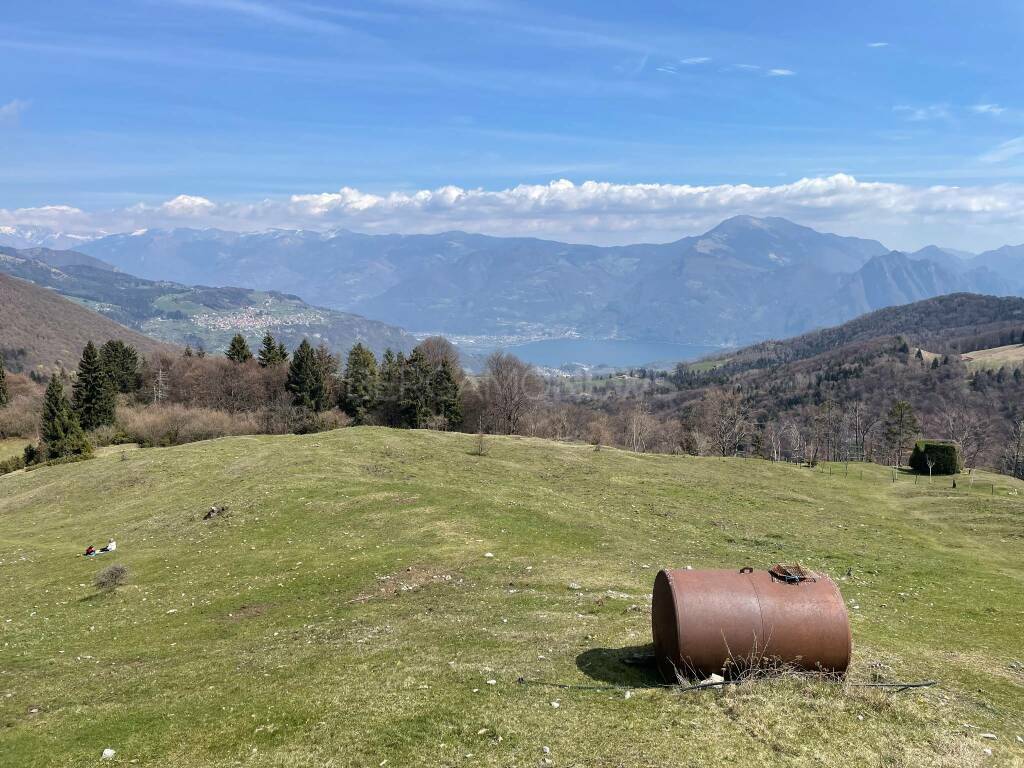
0,246,415,357
0,273,172,373
540,294,1024,475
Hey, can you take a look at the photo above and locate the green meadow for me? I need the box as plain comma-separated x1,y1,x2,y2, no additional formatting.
1,428,1022,767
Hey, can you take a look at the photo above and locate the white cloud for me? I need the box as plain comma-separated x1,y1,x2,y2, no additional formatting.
767,68,795,77
159,194,217,216
0,98,30,124
867,42,889,48
893,104,950,122
4,175,1024,250
980,136,1024,164
680,56,710,64
971,103,1006,116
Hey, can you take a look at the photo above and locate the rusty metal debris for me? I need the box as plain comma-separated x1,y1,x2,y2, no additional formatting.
651,564,852,681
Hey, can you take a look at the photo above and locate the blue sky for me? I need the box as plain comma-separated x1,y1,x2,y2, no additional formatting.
1,0,1023,249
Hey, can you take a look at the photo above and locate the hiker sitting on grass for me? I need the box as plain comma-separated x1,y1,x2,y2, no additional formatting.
100,539,116,553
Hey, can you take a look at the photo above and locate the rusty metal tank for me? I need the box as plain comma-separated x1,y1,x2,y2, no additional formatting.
651,564,851,681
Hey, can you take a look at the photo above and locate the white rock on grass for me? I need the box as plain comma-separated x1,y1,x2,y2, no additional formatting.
484,553,494,559
101,748,116,760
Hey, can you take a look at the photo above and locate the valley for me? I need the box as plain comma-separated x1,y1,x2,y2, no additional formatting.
5,216,1023,369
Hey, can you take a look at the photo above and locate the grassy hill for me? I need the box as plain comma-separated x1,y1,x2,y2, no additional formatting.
0,273,173,373
1,429,1022,767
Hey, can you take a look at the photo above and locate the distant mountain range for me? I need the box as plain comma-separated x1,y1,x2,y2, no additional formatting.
0,246,414,364
3,216,1023,352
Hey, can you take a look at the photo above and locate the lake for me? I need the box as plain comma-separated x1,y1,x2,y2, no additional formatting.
502,338,721,369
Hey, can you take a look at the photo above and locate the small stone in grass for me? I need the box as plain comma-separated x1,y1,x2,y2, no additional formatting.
484,552,494,558
542,746,550,754
550,700,560,708
486,679,496,685
101,748,116,760
980,733,997,740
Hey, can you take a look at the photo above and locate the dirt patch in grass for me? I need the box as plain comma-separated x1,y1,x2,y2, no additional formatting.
350,564,461,603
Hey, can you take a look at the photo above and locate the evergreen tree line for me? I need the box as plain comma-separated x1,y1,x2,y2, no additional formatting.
216,332,463,429
18,340,144,463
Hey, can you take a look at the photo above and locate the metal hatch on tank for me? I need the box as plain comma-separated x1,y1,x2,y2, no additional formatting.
651,564,852,682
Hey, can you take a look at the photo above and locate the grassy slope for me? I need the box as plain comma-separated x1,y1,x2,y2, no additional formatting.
0,438,28,461
1,429,1022,768
962,343,1024,371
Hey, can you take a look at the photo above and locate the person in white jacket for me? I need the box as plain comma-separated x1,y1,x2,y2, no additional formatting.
100,539,116,553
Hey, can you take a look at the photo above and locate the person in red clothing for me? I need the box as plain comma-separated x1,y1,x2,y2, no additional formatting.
84,545,96,556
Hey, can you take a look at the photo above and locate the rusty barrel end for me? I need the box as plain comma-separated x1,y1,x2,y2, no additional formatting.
651,569,681,682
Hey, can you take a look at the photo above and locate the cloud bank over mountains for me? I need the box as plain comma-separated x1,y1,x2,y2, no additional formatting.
4,173,1024,250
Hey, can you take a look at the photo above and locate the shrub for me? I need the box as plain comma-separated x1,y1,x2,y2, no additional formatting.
117,404,261,447
25,452,93,472
0,454,25,475
94,564,129,591
909,440,962,475
0,393,42,438
88,423,128,448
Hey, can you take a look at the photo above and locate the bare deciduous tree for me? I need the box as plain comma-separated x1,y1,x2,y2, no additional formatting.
940,399,989,469
626,399,655,453
1003,414,1024,479
701,389,750,457
480,352,544,435
848,401,878,462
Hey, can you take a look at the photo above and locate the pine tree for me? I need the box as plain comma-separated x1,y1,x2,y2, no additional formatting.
376,349,403,427
399,348,433,428
258,332,286,368
314,344,338,410
225,334,253,363
0,351,8,408
41,377,91,459
286,339,326,411
341,343,379,423
99,340,141,393
430,358,462,429
276,341,288,363
72,342,116,431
